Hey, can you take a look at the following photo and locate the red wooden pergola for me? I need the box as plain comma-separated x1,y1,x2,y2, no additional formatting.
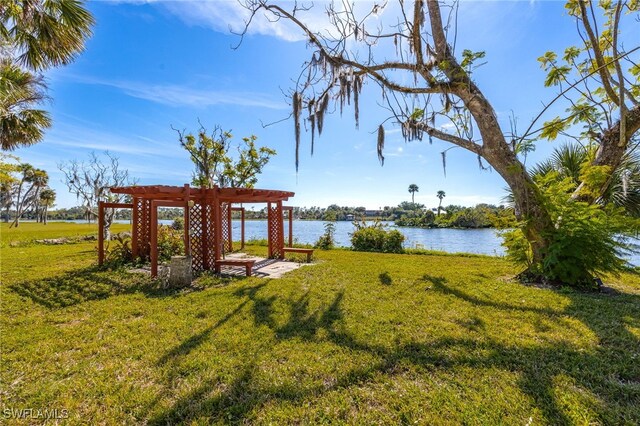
98,184,295,277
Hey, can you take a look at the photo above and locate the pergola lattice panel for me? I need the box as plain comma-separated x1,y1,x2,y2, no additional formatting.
204,203,216,269
133,198,151,259
221,202,232,253
189,203,204,272
268,202,284,258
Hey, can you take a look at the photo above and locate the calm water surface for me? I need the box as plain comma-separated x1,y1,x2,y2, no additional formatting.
234,220,506,256
97,219,640,264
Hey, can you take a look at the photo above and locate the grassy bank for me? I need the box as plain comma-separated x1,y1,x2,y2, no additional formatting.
1,223,639,424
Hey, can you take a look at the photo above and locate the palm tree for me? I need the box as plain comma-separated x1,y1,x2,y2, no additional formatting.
1,60,51,150
408,184,419,204
436,190,446,216
2,0,95,71
39,187,55,224
9,163,44,227
1,0,94,151
505,143,640,216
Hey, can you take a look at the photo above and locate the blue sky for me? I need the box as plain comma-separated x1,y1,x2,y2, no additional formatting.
13,0,588,210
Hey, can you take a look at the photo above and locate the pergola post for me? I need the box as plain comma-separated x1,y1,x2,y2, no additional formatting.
267,202,273,258
226,203,233,252
150,200,158,278
214,197,222,260
98,201,105,265
131,197,139,258
284,206,293,247
277,201,285,258
241,207,245,249
183,184,191,257
231,207,246,249
201,191,209,270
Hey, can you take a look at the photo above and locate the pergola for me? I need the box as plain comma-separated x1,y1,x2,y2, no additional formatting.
97,184,295,277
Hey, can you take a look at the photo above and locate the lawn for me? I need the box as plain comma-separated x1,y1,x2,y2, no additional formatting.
1,223,639,424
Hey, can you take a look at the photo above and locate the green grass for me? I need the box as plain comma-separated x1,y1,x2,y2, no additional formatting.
1,223,639,424
1,221,131,247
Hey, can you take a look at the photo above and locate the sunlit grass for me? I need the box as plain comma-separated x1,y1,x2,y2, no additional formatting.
1,223,639,424
1,221,130,247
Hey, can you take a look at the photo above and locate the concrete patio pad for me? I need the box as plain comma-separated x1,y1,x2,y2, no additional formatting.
129,253,309,280
218,252,310,278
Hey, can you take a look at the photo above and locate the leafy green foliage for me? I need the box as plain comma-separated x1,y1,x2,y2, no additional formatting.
544,65,572,87
529,143,640,217
500,227,532,268
157,225,185,262
177,125,276,188
460,49,486,71
314,221,336,250
1,0,94,150
105,233,134,266
503,173,640,288
433,204,513,229
540,117,568,140
171,216,184,231
351,220,404,253
395,209,435,227
0,60,52,150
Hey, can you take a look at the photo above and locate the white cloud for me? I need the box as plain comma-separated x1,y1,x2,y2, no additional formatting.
68,75,287,109
110,0,390,43
44,121,178,158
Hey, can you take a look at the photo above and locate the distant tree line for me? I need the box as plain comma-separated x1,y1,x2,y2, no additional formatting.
395,203,515,229
4,191,514,230
1,155,55,226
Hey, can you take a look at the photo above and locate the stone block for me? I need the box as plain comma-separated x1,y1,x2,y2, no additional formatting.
168,255,192,288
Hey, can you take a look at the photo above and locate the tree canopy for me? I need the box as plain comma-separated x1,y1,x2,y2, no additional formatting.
241,0,640,288
174,124,276,189
1,0,94,151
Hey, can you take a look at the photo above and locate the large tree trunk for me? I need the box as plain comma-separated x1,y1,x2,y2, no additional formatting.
574,105,640,201
103,208,115,241
449,79,554,267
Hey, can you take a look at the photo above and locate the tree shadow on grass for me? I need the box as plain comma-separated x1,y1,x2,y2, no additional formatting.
379,272,392,285
149,279,640,424
6,264,200,308
8,265,155,308
157,284,267,366
149,286,346,424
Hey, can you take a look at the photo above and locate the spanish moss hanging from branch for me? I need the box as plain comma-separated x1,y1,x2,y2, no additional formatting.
441,151,447,177
308,98,316,155
377,125,385,166
354,74,361,129
317,93,329,136
293,91,302,171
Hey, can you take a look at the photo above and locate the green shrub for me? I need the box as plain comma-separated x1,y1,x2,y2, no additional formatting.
105,233,133,266
157,225,185,261
315,222,336,249
502,173,640,289
171,217,184,231
351,220,405,253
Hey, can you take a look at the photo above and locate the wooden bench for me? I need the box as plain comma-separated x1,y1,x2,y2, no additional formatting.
214,259,256,276
283,247,314,262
